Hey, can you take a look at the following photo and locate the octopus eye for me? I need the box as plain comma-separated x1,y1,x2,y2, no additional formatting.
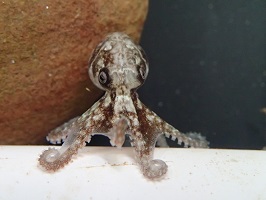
138,65,148,80
98,68,110,86
99,71,107,84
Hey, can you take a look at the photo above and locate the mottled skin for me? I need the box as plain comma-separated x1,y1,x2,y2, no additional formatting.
39,32,209,179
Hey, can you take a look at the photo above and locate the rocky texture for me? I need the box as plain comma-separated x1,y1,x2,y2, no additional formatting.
0,0,148,144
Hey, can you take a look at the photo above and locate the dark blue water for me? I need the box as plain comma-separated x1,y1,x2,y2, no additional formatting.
139,0,266,149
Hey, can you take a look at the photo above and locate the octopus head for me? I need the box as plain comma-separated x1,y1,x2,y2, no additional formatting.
88,32,149,91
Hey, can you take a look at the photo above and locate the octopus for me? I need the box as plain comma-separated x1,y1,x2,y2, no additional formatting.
38,32,209,179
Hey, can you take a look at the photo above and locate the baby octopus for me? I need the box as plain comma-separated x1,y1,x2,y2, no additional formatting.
39,32,209,179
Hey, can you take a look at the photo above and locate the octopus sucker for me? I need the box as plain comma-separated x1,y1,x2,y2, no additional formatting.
38,32,209,179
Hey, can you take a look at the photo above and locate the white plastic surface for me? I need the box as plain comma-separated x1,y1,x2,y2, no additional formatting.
0,146,266,200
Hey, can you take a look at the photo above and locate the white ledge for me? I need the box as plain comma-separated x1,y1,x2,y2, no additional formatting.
0,146,265,200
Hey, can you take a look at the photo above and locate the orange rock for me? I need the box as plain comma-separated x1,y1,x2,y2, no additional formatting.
0,0,148,144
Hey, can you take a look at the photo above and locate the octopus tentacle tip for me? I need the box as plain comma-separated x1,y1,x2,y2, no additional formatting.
142,159,168,179
41,148,60,163
38,147,73,172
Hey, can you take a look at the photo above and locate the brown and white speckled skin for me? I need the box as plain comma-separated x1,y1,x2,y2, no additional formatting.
39,32,209,179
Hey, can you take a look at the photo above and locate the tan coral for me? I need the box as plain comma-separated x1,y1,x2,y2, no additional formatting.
0,0,148,144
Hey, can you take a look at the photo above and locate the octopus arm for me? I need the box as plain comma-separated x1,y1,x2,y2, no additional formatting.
39,121,88,171
39,102,100,171
137,100,209,148
155,134,169,147
46,116,80,144
130,129,168,179
162,123,209,148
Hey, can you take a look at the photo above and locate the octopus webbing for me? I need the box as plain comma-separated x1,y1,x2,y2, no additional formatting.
38,32,209,179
